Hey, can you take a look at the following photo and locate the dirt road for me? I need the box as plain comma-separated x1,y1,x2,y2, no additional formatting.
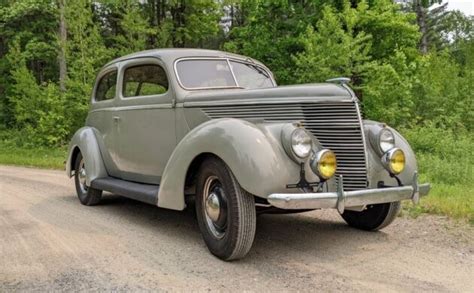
0,165,472,292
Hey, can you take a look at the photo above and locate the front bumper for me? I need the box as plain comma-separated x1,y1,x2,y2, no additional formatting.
268,173,430,213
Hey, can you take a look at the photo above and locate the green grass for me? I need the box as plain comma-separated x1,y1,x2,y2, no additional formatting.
403,184,474,224
0,140,66,169
401,127,473,224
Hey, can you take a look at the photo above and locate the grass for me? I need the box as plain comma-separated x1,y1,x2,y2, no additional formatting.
0,139,66,169
401,128,473,224
403,184,474,224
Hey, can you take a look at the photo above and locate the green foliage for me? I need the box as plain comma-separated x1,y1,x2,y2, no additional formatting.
0,130,66,169
401,126,473,222
7,53,68,146
293,3,373,84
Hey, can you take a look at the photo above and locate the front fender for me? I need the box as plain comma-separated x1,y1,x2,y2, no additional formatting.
158,118,304,210
364,120,418,188
66,127,108,185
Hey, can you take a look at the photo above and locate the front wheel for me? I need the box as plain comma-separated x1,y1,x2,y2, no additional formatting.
74,152,102,206
341,201,401,231
195,157,257,261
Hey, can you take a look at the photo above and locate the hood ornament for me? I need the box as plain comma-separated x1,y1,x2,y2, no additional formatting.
326,77,351,85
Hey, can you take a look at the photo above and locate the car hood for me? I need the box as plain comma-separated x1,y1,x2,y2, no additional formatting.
182,83,353,106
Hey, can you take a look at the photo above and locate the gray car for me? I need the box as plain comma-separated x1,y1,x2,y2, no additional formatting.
66,49,430,261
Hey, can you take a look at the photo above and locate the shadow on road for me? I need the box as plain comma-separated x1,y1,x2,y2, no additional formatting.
34,192,391,263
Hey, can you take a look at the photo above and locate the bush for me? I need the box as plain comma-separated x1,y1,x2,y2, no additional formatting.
7,63,70,147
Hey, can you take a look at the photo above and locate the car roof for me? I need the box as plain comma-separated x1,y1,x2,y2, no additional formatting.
103,48,264,68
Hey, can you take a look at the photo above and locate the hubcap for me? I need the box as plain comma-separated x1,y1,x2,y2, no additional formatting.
78,159,88,193
203,176,227,239
205,192,221,222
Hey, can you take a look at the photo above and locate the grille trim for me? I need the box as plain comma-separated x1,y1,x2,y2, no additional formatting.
202,101,368,191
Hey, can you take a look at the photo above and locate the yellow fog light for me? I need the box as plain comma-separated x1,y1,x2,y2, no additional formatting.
382,148,406,175
311,149,337,180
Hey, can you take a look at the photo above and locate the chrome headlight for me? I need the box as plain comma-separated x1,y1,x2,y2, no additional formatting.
369,127,396,155
382,148,406,175
379,128,395,153
291,128,312,158
310,149,337,180
281,125,312,161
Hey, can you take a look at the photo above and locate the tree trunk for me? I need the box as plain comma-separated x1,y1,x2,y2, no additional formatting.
58,0,68,92
416,2,428,54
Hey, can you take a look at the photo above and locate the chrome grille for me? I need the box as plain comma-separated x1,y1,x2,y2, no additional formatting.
202,101,368,190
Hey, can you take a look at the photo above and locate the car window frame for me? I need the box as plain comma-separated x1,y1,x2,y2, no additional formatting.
118,58,171,101
121,62,170,99
92,67,119,104
174,57,276,91
229,60,275,89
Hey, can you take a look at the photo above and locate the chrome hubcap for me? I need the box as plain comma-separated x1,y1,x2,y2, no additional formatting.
78,159,88,193
203,176,227,239
205,192,221,222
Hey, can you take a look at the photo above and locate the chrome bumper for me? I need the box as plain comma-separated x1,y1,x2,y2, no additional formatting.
268,173,430,213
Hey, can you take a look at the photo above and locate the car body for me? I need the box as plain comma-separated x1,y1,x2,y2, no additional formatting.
66,49,430,260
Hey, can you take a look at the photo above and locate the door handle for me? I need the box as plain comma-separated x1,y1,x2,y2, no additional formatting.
113,116,121,123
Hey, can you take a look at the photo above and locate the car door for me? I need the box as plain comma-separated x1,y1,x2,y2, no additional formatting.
114,58,176,184
87,66,122,178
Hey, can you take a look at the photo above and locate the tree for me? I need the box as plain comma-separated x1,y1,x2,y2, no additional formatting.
403,0,446,54
292,4,373,85
58,0,67,92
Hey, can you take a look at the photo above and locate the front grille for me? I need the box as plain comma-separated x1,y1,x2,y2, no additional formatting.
202,101,368,190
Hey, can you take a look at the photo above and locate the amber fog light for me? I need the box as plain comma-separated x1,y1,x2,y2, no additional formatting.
382,148,406,175
310,149,337,180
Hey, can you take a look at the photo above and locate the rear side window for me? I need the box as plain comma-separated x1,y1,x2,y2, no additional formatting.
123,64,168,98
95,70,117,102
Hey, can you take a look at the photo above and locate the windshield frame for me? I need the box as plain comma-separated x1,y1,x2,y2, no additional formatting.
174,57,276,90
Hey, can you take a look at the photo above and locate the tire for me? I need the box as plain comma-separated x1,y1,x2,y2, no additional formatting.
195,157,257,261
74,152,102,206
341,201,401,231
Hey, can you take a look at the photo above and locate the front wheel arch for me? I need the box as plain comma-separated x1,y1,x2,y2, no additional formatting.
158,119,300,211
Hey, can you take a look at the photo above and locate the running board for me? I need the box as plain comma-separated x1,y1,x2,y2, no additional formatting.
91,177,159,205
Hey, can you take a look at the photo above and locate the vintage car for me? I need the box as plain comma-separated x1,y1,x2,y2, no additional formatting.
66,49,430,261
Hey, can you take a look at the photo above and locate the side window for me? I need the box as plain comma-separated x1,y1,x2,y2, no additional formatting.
123,64,168,98
95,70,117,102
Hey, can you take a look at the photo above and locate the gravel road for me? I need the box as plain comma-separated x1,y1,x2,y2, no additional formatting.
0,165,472,292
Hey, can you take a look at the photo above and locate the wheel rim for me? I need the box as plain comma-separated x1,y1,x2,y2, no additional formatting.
203,175,228,239
78,158,88,193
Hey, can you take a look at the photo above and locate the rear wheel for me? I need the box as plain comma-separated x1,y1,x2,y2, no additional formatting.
74,152,102,206
341,202,401,231
195,157,256,261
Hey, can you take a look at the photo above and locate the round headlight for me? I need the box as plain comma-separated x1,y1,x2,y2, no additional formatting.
291,128,312,158
379,128,395,153
310,149,337,179
382,148,406,175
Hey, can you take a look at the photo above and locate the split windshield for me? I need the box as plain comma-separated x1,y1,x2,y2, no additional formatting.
175,59,274,90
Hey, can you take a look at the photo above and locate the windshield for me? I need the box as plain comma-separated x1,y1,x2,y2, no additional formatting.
175,58,274,90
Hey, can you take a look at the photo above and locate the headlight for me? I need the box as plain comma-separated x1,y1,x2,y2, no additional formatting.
379,128,395,153
291,128,312,158
382,148,405,174
310,149,337,179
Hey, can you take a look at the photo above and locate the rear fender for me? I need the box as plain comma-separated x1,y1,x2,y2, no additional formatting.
66,127,108,185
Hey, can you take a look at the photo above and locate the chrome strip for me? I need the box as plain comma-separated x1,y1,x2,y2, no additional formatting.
89,104,173,113
227,58,240,88
354,99,369,188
